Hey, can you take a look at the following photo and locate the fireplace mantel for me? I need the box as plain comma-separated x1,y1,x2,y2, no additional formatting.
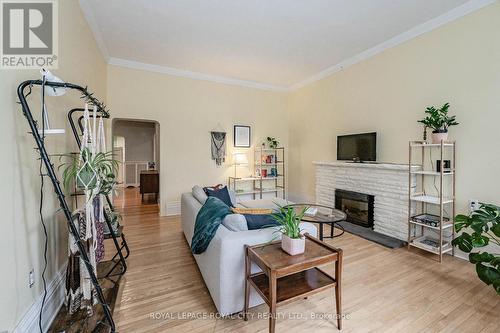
313,161,419,171
314,161,418,240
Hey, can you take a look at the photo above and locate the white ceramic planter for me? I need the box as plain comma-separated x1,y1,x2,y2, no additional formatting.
281,234,305,255
431,132,448,144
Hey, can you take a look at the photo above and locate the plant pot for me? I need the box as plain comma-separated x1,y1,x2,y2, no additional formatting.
281,234,305,255
431,131,448,144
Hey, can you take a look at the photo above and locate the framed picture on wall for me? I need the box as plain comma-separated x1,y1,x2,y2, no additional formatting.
234,125,251,148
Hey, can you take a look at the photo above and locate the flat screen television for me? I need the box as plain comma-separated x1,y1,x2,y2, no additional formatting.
337,132,377,162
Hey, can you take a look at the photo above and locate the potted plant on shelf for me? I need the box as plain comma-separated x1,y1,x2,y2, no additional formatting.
452,203,500,295
272,205,308,255
418,102,458,143
266,137,279,149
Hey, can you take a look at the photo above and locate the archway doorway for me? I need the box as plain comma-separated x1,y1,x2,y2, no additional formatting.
112,119,160,207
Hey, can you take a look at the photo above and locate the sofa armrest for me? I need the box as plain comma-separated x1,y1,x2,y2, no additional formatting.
195,222,317,315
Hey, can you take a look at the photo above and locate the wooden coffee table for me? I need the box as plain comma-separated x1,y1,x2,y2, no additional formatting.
244,233,343,332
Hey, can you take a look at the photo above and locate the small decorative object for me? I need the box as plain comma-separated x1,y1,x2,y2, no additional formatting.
417,102,458,144
255,168,261,177
266,155,272,163
272,205,308,255
148,162,156,170
305,207,318,216
234,125,251,148
452,203,500,295
436,160,451,173
267,136,279,149
270,167,277,177
261,169,267,178
210,131,227,166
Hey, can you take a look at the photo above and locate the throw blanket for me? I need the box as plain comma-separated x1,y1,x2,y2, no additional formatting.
191,197,231,254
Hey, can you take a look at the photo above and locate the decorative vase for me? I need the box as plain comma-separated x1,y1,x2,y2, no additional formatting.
281,234,305,255
431,131,448,144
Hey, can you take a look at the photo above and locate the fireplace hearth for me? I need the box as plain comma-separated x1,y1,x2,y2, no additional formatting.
335,189,374,228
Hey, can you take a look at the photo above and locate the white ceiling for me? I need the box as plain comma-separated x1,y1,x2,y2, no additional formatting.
81,0,490,90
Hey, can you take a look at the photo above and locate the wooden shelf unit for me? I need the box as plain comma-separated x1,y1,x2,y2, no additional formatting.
407,140,456,262
229,147,285,200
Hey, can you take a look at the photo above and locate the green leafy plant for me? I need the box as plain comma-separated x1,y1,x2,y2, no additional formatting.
266,137,279,149
271,205,308,239
418,102,459,133
59,147,119,196
452,203,500,295
105,207,122,233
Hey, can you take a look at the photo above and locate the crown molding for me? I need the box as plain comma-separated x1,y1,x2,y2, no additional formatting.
108,57,289,92
79,0,110,61
80,0,496,92
290,0,497,90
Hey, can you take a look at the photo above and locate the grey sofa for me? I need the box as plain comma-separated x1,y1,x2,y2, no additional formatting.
181,191,317,315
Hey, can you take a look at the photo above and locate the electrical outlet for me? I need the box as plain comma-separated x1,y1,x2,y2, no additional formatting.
469,199,480,213
29,269,35,288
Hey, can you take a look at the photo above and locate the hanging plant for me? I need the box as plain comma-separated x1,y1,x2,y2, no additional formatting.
59,147,119,195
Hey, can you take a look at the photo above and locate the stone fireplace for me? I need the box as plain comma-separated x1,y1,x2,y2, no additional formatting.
314,161,418,240
335,189,374,228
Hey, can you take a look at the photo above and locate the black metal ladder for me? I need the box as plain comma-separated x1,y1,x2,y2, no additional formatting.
17,80,117,332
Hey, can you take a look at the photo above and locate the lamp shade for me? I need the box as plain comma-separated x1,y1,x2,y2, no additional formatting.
38,68,66,135
40,68,67,96
233,152,248,165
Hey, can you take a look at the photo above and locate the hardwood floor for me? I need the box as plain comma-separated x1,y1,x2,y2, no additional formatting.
111,188,499,332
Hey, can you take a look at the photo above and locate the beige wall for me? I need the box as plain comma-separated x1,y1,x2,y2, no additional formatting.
2,1,499,330
113,120,156,162
288,3,500,213
106,65,289,215
0,0,107,331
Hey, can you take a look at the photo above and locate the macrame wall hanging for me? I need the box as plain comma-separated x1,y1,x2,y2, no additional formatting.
210,131,226,166
66,103,106,315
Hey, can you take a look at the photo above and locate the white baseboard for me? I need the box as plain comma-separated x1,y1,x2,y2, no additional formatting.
166,201,181,216
14,264,67,333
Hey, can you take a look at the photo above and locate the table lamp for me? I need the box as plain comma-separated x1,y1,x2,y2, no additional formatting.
232,152,248,177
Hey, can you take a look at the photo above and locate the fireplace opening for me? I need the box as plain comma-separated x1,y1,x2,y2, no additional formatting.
335,189,374,228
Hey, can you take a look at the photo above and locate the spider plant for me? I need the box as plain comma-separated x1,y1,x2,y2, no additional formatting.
59,147,119,195
271,205,308,239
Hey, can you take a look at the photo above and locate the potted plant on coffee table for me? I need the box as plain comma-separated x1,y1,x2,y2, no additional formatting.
418,102,459,143
272,205,308,255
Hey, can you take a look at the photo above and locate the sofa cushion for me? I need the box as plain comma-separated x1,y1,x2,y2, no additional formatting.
222,214,248,231
244,214,280,230
205,186,234,207
239,198,291,211
192,185,208,204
